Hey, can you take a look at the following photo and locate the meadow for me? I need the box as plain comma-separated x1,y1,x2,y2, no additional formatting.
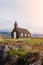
0,38,43,52
0,38,43,45
0,38,43,65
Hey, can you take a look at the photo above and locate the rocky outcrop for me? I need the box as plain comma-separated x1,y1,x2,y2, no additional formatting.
0,44,43,65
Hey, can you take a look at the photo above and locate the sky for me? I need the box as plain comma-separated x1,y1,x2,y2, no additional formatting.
0,0,43,34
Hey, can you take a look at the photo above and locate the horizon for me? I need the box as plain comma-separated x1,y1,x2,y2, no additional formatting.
0,0,43,34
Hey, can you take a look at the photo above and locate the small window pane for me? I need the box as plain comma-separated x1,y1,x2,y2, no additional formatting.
21,33,23,37
25,33,27,36
28,34,30,37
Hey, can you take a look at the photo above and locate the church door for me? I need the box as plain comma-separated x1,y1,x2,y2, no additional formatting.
14,32,16,38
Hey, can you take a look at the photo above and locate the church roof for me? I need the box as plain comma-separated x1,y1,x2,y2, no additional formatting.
17,28,30,34
12,27,30,34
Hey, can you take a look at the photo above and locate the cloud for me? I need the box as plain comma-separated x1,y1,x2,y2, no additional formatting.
0,0,43,33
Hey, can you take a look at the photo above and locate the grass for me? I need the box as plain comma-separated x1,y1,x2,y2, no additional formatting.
0,38,43,45
6,49,26,60
0,38,43,59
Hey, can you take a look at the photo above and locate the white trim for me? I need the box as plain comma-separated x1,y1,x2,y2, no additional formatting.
14,32,16,38
28,34,30,37
21,33,23,37
25,33,27,37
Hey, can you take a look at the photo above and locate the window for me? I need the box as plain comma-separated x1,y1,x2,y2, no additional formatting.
28,34,30,37
21,33,23,37
25,33,27,37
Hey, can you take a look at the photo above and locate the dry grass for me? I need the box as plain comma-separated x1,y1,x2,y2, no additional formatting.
0,38,43,44
0,37,3,42
0,38,43,52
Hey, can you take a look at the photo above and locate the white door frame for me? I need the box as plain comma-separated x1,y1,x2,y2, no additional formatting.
14,32,16,38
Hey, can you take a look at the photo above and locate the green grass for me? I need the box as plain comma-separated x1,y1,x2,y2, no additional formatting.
0,38,43,45
1,38,43,60
6,49,26,60
6,49,37,61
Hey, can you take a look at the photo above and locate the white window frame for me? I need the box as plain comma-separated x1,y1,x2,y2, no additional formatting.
14,32,16,38
25,33,27,37
21,33,23,37
28,34,30,37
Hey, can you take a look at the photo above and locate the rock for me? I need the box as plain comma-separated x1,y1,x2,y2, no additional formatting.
6,54,19,65
4,45,10,52
0,43,43,65
9,54,19,63
0,50,3,59
1,52,8,62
